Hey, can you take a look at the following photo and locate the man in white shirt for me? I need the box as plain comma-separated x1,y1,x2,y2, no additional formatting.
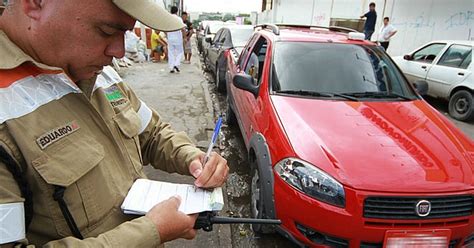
378,17,397,51
167,6,184,73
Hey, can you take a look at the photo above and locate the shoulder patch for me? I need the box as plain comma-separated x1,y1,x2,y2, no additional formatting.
104,85,129,107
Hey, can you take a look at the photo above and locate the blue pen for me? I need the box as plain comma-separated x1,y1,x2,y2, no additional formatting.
203,116,223,166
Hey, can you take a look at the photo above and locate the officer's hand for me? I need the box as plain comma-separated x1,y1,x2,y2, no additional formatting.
189,152,229,188
146,196,198,243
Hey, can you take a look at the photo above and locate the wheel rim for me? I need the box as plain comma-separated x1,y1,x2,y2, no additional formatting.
455,97,469,114
251,168,261,218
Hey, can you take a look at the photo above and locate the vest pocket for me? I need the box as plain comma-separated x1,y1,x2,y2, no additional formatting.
31,135,115,236
113,103,144,176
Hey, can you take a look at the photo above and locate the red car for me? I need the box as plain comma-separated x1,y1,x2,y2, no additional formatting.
225,24,474,247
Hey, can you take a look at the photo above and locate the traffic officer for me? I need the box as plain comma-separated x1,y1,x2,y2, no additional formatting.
0,0,228,247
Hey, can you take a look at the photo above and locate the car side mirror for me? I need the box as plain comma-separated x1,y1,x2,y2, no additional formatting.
233,74,259,97
413,80,429,96
403,54,413,61
205,37,212,44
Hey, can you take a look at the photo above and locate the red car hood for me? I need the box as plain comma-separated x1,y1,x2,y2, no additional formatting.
271,95,474,193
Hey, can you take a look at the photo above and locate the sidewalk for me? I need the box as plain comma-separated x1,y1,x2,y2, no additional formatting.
119,48,232,247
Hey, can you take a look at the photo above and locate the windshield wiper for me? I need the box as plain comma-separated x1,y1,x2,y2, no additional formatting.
341,91,414,101
276,90,359,101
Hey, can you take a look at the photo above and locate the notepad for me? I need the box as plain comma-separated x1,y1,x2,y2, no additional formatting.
121,179,224,215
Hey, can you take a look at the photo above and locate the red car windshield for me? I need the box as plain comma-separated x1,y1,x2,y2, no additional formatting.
272,42,418,100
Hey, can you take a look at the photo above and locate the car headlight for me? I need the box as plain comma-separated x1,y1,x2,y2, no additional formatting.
274,158,345,208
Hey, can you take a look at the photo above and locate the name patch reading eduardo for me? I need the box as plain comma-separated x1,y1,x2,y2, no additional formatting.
36,121,80,149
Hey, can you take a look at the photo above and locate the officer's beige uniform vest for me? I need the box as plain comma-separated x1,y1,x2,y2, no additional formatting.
0,30,202,247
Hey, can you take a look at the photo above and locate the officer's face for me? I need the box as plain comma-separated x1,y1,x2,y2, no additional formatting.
29,0,136,82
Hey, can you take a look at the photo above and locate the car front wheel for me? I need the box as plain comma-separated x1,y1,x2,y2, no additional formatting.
250,156,274,234
250,157,264,233
216,63,227,93
225,99,237,126
449,90,474,122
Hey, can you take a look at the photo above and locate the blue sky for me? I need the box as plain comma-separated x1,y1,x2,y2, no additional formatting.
184,0,262,13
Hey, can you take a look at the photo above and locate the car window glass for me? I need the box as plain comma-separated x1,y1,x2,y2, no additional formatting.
213,30,223,44
219,30,228,44
223,32,233,47
459,50,472,69
272,42,417,98
244,37,268,85
437,45,472,69
238,34,258,69
412,43,446,63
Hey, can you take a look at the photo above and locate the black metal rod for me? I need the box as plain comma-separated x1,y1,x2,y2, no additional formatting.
210,216,282,225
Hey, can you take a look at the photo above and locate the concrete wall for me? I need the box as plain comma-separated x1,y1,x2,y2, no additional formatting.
385,0,473,56
257,0,473,56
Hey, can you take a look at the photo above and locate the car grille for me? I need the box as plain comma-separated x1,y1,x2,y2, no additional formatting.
364,195,474,219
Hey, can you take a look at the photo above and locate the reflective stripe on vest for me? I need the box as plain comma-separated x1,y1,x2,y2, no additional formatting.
0,63,81,124
0,202,25,244
93,65,122,93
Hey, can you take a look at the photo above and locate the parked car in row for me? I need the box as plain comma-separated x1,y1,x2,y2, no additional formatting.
393,41,473,121
225,24,474,247
197,21,224,54
204,25,254,92
198,21,235,58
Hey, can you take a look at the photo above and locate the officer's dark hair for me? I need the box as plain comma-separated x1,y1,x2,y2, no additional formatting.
384,17,390,21
171,6,178,14
369,2,376,7
182,11,188,16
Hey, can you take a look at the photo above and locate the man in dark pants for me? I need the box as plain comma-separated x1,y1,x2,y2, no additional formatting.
378,17,397,51
360,2,377,41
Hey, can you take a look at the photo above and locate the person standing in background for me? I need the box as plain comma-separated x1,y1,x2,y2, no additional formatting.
378,17,397,51
159,30,169,61
167,6,184,73
182,12,194,64
360,2,377,41
151,29,168,62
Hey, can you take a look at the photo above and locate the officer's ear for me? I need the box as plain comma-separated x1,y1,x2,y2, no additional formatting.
21,0,43,20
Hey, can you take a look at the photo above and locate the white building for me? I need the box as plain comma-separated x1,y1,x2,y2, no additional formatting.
257,0,473,56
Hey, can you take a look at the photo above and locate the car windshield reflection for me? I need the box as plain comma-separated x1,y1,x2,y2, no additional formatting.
272,42,418,100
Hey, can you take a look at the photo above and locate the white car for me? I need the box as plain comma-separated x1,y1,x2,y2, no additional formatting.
393,40,473,121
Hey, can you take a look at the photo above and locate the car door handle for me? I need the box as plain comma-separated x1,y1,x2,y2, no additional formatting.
421,65,427,69
458,72,465,76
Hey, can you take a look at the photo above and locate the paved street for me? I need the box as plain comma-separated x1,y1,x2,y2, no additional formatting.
424,96,474,139
119,43,473,248
119,59,233,247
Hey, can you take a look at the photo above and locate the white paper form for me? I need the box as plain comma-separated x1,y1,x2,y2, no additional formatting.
121,179,224,215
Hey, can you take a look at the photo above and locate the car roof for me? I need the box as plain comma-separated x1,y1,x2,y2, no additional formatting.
222,25,254,31
429,40,474,46
256,25,374,45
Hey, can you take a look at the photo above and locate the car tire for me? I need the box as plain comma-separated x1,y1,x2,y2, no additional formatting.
216,63,227,93
250,156,273,234
448,90,474,122
225,99,237,126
